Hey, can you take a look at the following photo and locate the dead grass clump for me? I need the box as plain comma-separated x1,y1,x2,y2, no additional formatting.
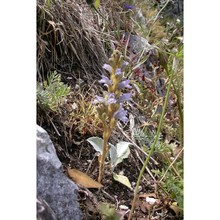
37,0,107,83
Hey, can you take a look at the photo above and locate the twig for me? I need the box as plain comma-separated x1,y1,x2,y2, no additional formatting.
163,153,181,177
134,149,156,181
117,123,159,165
100,189,116,202
86,152,99,174
78,145,83,161
159,147,183,182
48,116,61,136
153,0,170,23
130,152,148,183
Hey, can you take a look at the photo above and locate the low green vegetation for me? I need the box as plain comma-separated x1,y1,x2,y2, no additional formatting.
37,71,71,112
37,0,183,219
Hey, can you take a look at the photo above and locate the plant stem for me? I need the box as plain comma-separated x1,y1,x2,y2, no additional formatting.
164,54,183,146
98,128,111,183
174,83,184,146
128,62,175,220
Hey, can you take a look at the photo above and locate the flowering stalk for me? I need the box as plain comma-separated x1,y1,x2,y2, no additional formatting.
93,50,132,183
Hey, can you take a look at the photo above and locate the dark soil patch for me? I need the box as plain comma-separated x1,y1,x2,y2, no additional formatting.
39,117,182,220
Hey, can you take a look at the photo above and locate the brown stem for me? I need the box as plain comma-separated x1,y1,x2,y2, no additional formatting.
98,128,111,183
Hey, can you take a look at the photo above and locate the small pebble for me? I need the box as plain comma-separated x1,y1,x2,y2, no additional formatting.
146,197,156,205
138,185,142,192
119,205,129,210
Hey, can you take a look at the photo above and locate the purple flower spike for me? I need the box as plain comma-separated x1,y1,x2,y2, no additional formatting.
118,92,132,103
103,64,112,73
114,104,128,123
99,75,112,87
118,80,132,89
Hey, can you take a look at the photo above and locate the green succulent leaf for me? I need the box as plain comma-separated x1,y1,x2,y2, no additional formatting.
110,141,131,170
116,141,131,158
87,137,103,155
113,173,132,190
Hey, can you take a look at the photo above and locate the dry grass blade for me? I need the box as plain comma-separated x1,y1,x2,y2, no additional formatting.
37,0,107,82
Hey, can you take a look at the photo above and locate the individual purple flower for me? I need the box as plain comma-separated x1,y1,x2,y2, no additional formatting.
118,92,132,103
118,79,132,89
92,95,106,104
107,93,117,104
93,93,117,105
115,68,122,75
113,104,128,123
103,64,112,73
98,75,112,87
123,4,135,10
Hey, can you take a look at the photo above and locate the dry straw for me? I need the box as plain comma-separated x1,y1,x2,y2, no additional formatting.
37,0,107,82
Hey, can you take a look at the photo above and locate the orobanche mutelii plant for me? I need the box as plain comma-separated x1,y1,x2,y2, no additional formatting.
87,50,132,184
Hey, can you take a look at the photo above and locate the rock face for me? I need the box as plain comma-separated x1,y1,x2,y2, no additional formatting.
161,0,183,22
37,125,82,220
37,196,57,220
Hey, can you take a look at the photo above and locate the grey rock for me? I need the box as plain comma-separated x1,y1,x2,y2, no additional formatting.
37,125,82,220
123,32,157,81
160,0,183,22
37,196,57,220
37,125,61,169
126,33,152,55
